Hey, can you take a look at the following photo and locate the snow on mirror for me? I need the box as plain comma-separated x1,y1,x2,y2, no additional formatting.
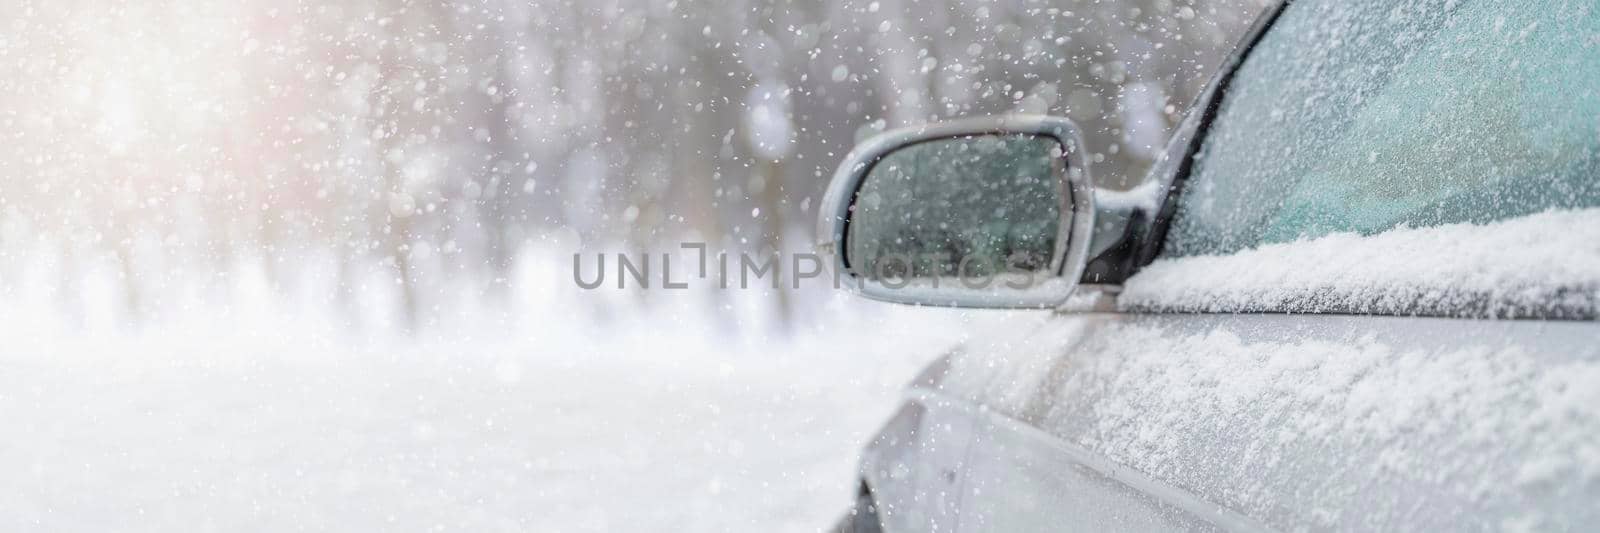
818,115,1094,309
844,134,1067,305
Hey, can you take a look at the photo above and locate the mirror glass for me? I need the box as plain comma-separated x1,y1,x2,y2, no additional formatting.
845,134,1064,286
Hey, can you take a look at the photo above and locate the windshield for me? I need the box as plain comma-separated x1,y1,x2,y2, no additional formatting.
1164,0,1600,257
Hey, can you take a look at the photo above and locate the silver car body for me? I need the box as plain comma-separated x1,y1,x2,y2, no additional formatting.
848,1,1600,531
863,313,1598,532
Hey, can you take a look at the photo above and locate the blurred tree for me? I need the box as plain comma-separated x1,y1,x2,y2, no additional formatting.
0,0,1270,331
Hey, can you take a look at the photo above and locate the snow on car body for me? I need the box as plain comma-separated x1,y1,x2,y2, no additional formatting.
821,0,1600,530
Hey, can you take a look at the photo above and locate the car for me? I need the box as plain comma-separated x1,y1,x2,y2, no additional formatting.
818,0,1600,531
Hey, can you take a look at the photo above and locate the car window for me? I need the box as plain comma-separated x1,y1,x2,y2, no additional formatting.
1164,0,1600,257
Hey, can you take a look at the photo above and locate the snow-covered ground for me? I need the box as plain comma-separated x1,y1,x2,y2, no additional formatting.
0,249,1009,531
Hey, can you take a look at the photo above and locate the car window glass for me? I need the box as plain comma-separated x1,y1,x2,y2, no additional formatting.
1164,0,1600,257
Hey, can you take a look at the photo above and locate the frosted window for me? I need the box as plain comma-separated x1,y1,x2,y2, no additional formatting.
1166,0,1600,256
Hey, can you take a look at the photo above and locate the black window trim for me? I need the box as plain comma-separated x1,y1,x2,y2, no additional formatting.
1077,0,1294,285
1134,0,1294,268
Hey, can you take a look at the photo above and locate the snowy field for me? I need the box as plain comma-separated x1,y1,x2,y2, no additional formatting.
0,249,1013,531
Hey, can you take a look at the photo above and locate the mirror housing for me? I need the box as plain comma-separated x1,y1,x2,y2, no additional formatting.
817,115,1095,308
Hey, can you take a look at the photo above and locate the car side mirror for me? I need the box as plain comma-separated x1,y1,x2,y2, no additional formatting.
816,115,1095,308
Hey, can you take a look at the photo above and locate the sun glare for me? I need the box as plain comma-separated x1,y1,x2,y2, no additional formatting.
31,3,248,178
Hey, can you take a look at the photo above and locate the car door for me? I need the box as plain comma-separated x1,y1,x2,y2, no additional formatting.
949,0,1600,530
